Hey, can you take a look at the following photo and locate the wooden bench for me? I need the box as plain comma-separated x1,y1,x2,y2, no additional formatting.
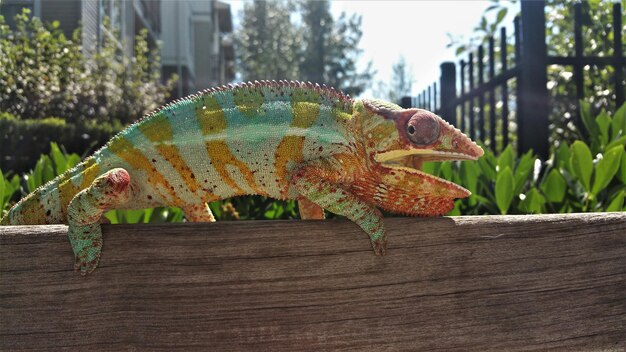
1,213,624,351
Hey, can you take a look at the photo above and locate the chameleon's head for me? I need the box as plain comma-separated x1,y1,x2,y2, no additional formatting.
354,99,484,213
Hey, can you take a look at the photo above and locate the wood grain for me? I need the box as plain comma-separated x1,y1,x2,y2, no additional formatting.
1,213,624,351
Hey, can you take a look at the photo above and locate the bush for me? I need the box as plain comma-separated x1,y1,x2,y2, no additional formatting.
0,9,176,125
432,101,626,215
0,112,119,173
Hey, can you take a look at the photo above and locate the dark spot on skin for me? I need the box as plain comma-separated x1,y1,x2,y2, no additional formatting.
190,173,195,179
46,210,51,216
152,159,157,163
147,195,152,200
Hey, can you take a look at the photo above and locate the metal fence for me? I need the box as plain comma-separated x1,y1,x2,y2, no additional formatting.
402,1,624,158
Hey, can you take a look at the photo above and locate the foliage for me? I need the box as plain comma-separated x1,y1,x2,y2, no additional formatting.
0,112,119,173
234,0,302,81
298,1,374,97
427,101,626,215
234,0,373,96
446,0,625,147
0,9,176,125
383,56,415,103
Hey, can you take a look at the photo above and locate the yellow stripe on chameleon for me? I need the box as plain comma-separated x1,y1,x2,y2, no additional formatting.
79,161,100,190
274,101,321,195
108,136,185,206
197,96,227,135
205,140,265,195
58,179,79,214
233,86,265,117
275,135,305,195
21,193,46,224
155,144,208,195
138,112,173,142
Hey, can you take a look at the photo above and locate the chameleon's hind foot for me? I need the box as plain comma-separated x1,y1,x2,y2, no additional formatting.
371,233,388,256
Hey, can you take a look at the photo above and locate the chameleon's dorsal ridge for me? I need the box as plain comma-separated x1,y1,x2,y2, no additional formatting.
2,80,483,275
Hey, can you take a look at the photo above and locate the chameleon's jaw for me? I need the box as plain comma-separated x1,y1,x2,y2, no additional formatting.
374,149,480,164
374,149,477,198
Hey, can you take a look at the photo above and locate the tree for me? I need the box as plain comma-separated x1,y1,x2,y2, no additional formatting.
299,1,374,96
447,0,624,147
233,0,302,81
386,56,414,103
233,0,373,96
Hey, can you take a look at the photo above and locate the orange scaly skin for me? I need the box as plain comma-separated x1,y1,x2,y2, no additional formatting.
1,81,483,274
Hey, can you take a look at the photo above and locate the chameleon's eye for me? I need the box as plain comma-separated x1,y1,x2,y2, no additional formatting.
406,112,440,146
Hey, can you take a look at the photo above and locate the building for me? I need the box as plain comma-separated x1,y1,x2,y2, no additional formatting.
160,0,234,97
0,0,234,97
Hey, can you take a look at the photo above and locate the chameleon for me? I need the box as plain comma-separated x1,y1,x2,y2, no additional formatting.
1,80,483,274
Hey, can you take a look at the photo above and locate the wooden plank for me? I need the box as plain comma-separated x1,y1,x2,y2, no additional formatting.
1,213,624,351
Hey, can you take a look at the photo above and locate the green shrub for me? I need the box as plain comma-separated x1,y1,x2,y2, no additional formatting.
431,101,626,215
0,9,176,125
0,112,119,173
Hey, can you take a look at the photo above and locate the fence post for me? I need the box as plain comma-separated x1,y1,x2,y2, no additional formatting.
440,62,456,125
517,0,549,159
400,97,413,109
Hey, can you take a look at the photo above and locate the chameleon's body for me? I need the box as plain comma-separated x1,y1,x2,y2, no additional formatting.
1,81,483,274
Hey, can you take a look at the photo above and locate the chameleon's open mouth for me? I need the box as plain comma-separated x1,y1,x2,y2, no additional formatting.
374,149,479,198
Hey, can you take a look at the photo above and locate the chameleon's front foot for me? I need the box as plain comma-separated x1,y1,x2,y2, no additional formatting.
371,233,388,256
69,223,103,275
67,168,131,275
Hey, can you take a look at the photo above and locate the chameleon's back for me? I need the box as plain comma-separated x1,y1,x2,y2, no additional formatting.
91,81,358,207
2,81,358,225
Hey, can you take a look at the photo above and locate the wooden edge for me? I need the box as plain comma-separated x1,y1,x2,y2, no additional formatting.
1,213,625,351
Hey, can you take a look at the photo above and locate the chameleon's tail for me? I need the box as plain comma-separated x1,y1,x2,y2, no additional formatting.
1,157,101,225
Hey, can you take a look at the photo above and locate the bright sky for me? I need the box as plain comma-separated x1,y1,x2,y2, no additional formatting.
224,0,517,98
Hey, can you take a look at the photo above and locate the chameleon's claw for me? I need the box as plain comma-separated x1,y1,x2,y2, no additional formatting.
371,234,388,256
74,250,101,276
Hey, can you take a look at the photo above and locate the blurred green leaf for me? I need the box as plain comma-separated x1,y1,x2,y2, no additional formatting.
514,150,535,195
541,169,567,203
569,141,593,191
595,111,610,148
606,135,626,150
477,149,497,180
0,169,5,213
520,187,545,214
41,156,55,184
555,143,570,171
460,160,479,194
495,167,514,214
497,145,514,173
580,101,599,141
495,8,507,25
611,103,625,140
618,151,626,185
591,145,624,195
606,190,624,212
104,210,119,224
49,142,68,175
